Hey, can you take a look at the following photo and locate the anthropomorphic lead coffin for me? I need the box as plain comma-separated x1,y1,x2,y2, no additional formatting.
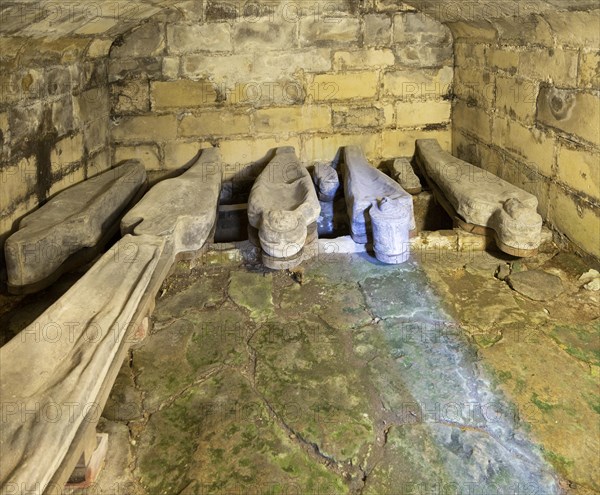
342,145,416,253
414,139,543,257
4,160,146,294
247,147,320,269
121,147,222,261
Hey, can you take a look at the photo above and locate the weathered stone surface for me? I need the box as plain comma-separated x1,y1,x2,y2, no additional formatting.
247,147,320,268
536,86,600,146
0,234,164,492
370,196,412,264
388,157,422,194
507,270,564,300
342,145,415,247
121,148,222,257
579,269,600,291
312,163,340,201
4,161,146,293
415,139,543,256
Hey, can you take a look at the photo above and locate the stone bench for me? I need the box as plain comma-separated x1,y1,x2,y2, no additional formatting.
0,234,168,492
342,146,416,261
121,147,222,262
414,139,543,257
247,147,320,269
4,160,147,294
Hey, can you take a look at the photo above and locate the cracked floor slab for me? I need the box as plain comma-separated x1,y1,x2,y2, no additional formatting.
90,246,598,495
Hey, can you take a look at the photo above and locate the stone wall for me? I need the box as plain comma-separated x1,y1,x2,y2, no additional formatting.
0,1,177,279
0,40,113,273
108,2,454,179
449,11,600,258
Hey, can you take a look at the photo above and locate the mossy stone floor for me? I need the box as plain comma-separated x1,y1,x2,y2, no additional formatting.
95,247,599,495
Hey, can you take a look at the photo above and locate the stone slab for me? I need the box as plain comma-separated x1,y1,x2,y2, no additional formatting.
342,145,416,245
507,269,565,301
247,147,320,266
4,160,147,294
0,234,164,492
415,139,543,256
121,148,222,258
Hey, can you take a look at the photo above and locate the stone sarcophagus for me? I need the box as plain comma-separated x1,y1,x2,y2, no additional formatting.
342,146,415,263
121,147,222,261
0,234,164,492
414,139,543,257
247,147,320,269
4,160,146,294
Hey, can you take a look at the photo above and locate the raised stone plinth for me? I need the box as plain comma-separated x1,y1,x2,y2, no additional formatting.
388,157,422,195
342,145,416,246
0,234,164,493
247,147,320,269
121,147,222,260
4,161,147,294
414,139,543,257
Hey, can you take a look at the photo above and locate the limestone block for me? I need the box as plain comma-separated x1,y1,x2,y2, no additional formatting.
496,75,537,125
333,105,384,128
388,157,422,194
396,100,451,127
254,106,331,133
394,44,453,68
151,79,217,109
110,22,165,58
299,17,360,46
4,161,147,293
179,111,251,137
111,79,150,115
167,23,232,54
50,133,84,174
121,148,222,257
579,51,600,90
333,48,395,69
393,12,451,44
455,100,492,142
536,86,600,146
247,147,320,269
519,48,578,87
309,72,379,101
342,145,415,246
364,14,392,46
557,145,600,200
0,234,164,492
548,183,600,259
383,67,453,98
112,115,177,142
415,139,543,256
115,145,161,170
233,20,295,52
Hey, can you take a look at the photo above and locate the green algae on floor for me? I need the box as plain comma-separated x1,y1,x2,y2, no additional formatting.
94,250,599,495
228,270,274,321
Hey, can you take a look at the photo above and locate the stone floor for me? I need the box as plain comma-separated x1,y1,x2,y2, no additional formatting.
4,240,596,495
